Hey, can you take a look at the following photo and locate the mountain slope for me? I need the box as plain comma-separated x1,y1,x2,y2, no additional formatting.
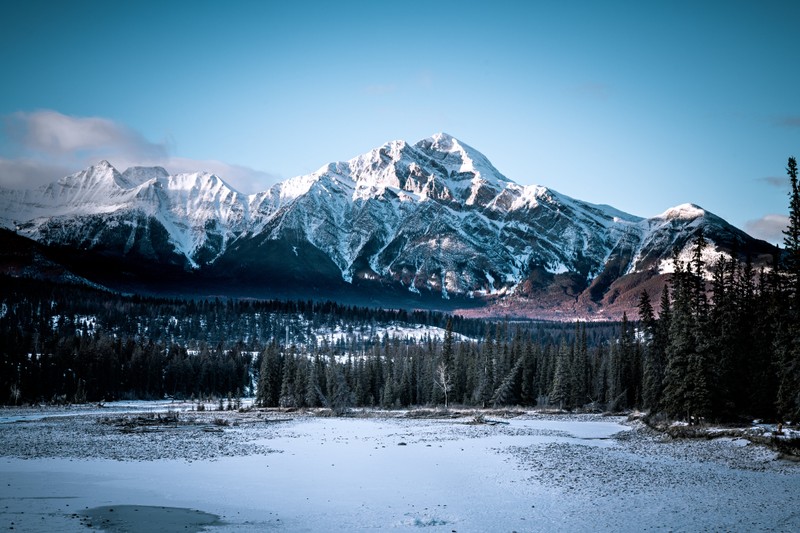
0,161,251,269
0,133,777,318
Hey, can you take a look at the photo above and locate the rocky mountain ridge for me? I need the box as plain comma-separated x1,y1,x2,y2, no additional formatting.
0,133,776,319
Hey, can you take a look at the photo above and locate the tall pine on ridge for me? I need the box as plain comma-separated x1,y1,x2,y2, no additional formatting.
777,156,800,420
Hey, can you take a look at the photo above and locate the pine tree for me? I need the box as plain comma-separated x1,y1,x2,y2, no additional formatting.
305,355,324,407
442,318,454,368
606,341,623,411
661,235,714,421
257,343,282,407
663,255,693,419
398,356,414,406
691,228,709,322
776,156,800,420
491,358,522,407
329,363,354,416
381,378,396,409
520,340,538,406
549,340,572,409
686,350,711,423
690,237,712,420
784,156,800,304
474,329,495,407
279,347,297,408
452,342,469,405
639,290,664,411
570,323,589,409
617,312,638,410
293,355,310,407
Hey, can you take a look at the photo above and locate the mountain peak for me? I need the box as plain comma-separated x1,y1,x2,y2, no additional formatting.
55,160,122,189
418,132,468,154
414,133,512,187
658,203,707,221
427,131,457,144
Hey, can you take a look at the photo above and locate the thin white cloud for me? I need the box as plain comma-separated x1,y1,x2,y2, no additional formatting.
0,110,279,193
0,158,75,189
5,110,168,160
745,214,789,245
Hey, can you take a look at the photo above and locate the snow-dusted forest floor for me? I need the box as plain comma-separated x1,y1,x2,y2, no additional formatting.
1,404,799,532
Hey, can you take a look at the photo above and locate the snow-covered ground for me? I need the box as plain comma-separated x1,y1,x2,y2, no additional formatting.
311,322,471,346
1,406,798,532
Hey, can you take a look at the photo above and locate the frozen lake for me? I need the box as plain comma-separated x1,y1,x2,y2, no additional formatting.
1,407,798,532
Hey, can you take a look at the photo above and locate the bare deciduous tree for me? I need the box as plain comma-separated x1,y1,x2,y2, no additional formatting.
9,384,21,406
434,362,453,410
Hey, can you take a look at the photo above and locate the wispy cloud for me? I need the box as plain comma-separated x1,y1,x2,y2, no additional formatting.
774,115,800,128
0,110,279,193
757,175,791,191
4,110,168,160
0,158,75,189
745,214,788,244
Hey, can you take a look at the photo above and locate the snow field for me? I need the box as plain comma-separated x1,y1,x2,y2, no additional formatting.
1,409,799,532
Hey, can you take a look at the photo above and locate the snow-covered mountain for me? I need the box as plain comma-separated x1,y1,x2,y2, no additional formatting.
0,160,250,268
0,133,776,318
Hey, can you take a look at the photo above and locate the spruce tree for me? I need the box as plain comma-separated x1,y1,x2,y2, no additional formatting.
520,340,538,406
617,312,638,410
639,290,664,411
784,156,800,304
570,323,589,409
663,254,693,419
491,358,523,407
474,329,495,407
305,356,323,407
279,347,297,408
776,156,800,420
550,340,572,409
442,318,454,368
257,343,282,407
691,228,709,322
329,364,354,415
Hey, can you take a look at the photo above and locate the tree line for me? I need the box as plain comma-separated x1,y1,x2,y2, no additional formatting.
635,156,799,422
2,157,797,422
254,319,635,414
0,275,617,405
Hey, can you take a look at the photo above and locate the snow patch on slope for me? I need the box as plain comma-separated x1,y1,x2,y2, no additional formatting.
657,241,729,279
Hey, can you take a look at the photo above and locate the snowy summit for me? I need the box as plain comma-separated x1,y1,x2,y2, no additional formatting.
0,133,776,318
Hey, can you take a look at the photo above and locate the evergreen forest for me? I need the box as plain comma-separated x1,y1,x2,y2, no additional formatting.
1,157,798,423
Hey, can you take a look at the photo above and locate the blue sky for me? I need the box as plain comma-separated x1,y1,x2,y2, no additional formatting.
1,0,798,243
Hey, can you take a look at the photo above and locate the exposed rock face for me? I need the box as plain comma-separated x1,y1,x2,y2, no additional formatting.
0,133,776,318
